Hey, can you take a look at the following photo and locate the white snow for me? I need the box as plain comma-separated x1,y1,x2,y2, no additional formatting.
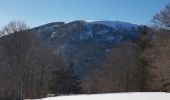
25,92,170,100
107,35,114,40
51,24,61,28
85,30,93,37
90,21,138,30
95,29,109,34
85,23,93,37
50,32,57,38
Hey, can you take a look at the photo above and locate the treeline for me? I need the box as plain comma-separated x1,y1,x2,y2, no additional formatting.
80,3,170,93
81,26,151,93
0,21,81,100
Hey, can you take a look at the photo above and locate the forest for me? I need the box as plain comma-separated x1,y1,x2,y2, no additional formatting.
0,3,170,100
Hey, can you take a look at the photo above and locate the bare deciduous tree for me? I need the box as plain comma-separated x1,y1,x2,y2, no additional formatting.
144,3,170,92
152,3,170,29
0,22,56,100
0,20,29,36
89,42,142,93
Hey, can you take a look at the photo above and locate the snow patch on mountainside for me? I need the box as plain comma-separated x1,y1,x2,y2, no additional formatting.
86,30,93,37
90,21,138,30
95,29,109,34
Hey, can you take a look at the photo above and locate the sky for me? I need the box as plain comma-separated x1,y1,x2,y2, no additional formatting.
0,0,170,28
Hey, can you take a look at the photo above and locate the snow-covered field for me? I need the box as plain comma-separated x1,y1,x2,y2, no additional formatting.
26,92,170,100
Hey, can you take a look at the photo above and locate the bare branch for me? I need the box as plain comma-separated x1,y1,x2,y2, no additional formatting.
0,20,29,36
152,4,170,29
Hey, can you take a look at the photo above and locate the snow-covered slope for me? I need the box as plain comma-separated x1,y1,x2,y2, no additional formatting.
26,93,170,100
90,20,138,30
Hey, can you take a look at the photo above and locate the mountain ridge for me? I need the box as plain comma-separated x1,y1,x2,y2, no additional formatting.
32,20,141,78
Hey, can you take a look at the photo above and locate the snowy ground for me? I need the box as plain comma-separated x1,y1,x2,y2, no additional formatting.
25,92,170,100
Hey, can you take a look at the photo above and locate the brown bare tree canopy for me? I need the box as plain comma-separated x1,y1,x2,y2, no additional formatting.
0,30,56,100
153,4,170,29
0,21,29,36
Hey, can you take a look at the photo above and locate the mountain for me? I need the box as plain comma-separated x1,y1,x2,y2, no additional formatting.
91,21,138,30
32,20,140,78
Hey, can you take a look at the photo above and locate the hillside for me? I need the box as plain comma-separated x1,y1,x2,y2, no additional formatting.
32,20,140,78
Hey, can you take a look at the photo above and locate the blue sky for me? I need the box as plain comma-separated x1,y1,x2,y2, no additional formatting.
0,0,169,28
